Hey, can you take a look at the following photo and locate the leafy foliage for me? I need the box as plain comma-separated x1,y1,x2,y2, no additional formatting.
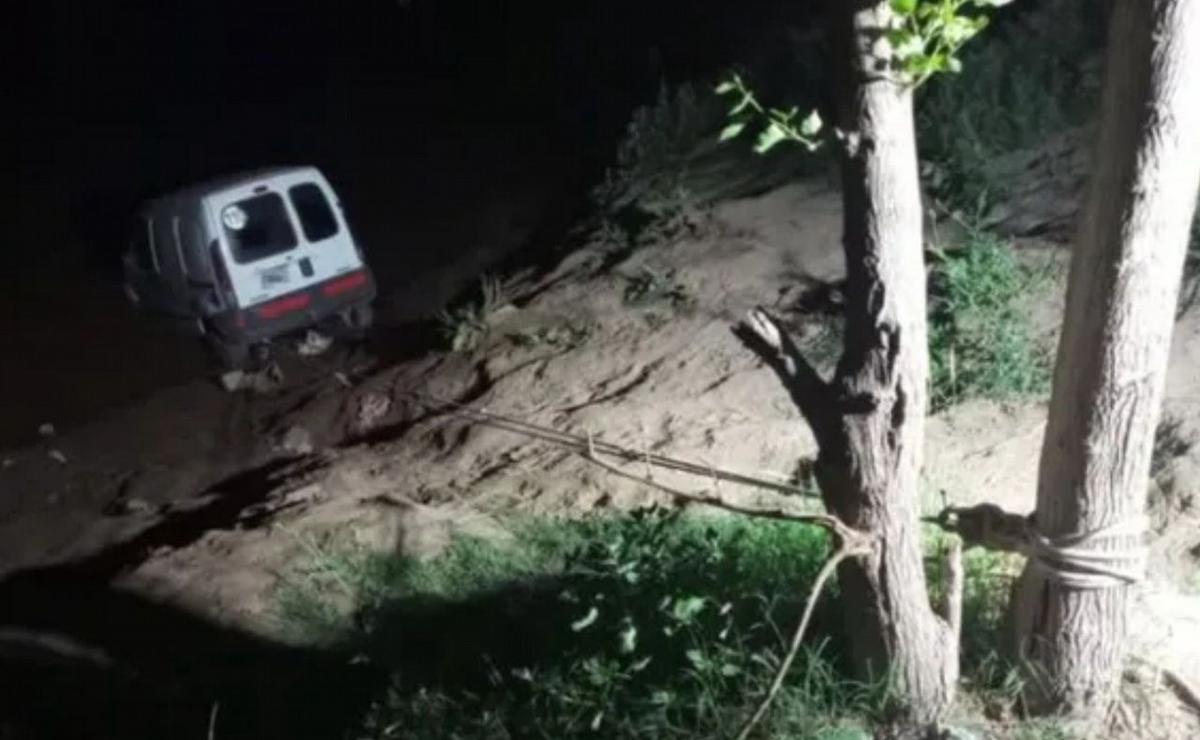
888,0,1012,88
915,2,1107,213
926,231,1051,411
592,79,819,245
715,73,823,155
716,0,1012,156
275,512,1064,739
279,513,887,739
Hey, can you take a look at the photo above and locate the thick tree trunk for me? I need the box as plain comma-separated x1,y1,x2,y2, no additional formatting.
742,1,957,726
1010,0,1200,720
821,3,957,722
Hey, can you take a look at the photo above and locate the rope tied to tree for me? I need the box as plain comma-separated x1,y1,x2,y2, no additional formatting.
926,503,1149,589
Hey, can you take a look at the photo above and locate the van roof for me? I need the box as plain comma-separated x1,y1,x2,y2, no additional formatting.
142,166,324,212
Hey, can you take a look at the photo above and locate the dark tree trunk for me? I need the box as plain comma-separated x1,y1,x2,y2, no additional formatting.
1010,0,1200,722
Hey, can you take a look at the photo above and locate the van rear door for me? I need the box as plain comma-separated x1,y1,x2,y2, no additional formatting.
206,171,363,310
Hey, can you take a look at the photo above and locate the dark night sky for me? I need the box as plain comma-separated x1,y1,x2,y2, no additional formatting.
8,0,808,271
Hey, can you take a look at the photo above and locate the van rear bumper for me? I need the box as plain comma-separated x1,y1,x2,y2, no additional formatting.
209,269,376,344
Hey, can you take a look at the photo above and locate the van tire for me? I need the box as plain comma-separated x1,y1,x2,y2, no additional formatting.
338,303,374,340
209,339,251,371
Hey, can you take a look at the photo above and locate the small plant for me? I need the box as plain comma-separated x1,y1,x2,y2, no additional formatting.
508,321,594,351
631,269,690,307
622,268,694,310
594,78,820,252
716,73,824,154
435,274,507,353
926,231,1051,411
592,81,724,219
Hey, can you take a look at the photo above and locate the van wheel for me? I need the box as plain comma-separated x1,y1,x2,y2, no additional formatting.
208,338,269,372
209,339,250,371
338,303,374,340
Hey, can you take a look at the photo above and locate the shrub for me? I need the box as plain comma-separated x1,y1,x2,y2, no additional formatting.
927,231,1052,411
916,2,1108,213
276,510,1055,739
434,274,507,353
592,79,821,250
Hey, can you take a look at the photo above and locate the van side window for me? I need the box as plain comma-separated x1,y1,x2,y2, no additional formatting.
132,219,156,272
179,217,211,281
289,183,339,243
223,192,298,264
152,216,179,279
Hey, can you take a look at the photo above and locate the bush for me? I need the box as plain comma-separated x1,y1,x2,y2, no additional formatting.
592,79,822,243
276,510,1055,739
927,231,1052,412
434,274,507,353
916,2,1108,213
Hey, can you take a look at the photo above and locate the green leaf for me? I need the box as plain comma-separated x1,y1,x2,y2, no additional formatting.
619,623,638,653
719,121,746,142
799,110,823,138
890,0,918,15
730,95,752,116
714,80,736,95
893,33,926,60
671,595,706,622
685,649,707,670
571,606,599,632
754,122,788,154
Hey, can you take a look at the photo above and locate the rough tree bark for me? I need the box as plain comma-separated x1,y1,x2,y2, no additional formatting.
741,1,957,726
1010,0,1200,720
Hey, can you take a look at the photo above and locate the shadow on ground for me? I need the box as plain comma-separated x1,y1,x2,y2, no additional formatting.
0,568,382,740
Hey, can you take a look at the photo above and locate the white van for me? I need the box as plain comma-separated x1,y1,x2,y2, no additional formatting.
122,166,376,369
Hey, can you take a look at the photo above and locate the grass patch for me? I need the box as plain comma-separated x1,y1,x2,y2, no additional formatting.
927,231,1052,412
276,510,1054,739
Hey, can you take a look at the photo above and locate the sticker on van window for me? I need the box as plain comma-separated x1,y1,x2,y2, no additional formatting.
222,205,249,231
259,264,291,288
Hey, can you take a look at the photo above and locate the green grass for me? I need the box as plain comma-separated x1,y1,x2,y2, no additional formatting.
275,510,1062,739
927,231,1052,412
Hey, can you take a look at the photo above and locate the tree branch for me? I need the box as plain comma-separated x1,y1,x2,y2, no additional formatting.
733,307,834,439
734,543,862,740
580,437,867,545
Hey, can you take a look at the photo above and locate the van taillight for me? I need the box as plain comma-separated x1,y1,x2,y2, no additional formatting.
210,242,234,302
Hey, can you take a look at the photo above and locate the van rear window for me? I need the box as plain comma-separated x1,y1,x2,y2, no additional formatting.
222,192,298,264
289,183,340,243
